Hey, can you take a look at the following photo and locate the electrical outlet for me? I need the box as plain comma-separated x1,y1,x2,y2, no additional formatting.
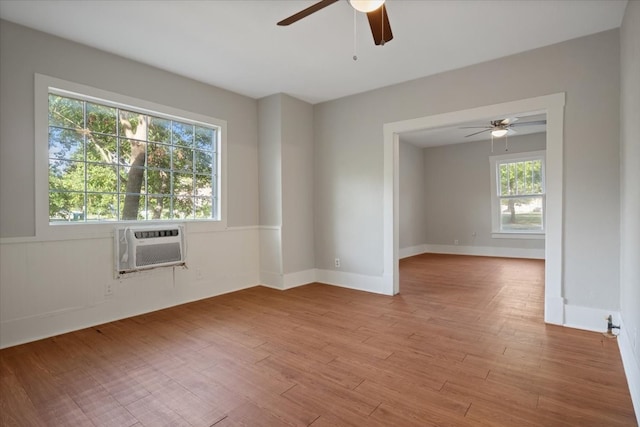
334,258,341,268
105,282,113,296
454,239,459,245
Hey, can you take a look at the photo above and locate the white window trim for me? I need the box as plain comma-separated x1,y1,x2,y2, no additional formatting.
489,150,546,239
35,74,228,241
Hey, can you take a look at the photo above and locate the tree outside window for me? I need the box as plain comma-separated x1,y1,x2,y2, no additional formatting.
48,94,218,223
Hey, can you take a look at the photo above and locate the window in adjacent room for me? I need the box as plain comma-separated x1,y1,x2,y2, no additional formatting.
490,151,545,237
47,91,221,223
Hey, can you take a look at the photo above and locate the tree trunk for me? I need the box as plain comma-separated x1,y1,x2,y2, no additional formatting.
119,114,148,220
508,199,516,223
122,141,146,220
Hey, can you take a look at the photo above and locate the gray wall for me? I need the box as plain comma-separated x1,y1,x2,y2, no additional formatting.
314,29,620,310
258,95,282,227
619,0,640,386
281,95,315,274
422,133,545,250
258,94,315,283
0,20,259,237
399,142,427,249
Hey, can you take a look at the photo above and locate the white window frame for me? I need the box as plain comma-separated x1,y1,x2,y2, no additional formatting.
489,150,545,239
35,74,228,240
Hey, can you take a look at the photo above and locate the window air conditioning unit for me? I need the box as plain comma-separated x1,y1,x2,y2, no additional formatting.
115,224,186,276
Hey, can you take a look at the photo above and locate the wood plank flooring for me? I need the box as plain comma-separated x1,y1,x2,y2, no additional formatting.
1,254,636,426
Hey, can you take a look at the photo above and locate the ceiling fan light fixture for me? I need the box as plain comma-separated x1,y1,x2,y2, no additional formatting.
349,0,385,13
491,128,509,137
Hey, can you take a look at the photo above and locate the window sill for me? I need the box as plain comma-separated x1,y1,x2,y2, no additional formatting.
492,232,545,240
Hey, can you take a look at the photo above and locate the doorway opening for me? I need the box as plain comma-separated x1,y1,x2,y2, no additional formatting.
382,93,565,325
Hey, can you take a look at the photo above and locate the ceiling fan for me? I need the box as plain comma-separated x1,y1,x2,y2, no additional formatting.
460,117,547,138
277,0,393,46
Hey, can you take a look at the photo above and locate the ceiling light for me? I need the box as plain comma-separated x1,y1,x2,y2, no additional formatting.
349,0,385,13
491,128,508,137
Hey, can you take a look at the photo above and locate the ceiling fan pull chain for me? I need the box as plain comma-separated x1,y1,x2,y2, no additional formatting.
491,134,494,153
505,134,509,151
381,5,385,46
353,8,358,61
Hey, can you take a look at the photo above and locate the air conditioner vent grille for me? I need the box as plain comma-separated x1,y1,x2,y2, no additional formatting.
134,229,179,239
135,242,182,267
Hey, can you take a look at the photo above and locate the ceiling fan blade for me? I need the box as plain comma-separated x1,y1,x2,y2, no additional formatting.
367,4,393,45
465,129,491,138
277,0,339,26
500,117,519,125
459,126,491,129
511,120,547,127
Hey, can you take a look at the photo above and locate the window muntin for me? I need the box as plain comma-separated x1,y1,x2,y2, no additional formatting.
491,152,545,235
47,93,219,223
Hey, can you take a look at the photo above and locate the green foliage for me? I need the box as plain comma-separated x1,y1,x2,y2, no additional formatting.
48,94,216,222
499,159,542,196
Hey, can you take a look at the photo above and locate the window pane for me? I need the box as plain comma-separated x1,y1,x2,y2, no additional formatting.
49,95,83,129
499,160,543,196
195,197,212,219
49,160,85,192
118,166,146,197
195,150,213,174
86,163,117,192
195,126,214,151
147,169,171,195
119,194,146,221
149,117,171,143
148,143,171,169
87,102,116,135
87,193,117,221
174,196,194,219
172,121,193,147
49,127,83,160
195,174,212,196
86,134,117,163
119,111,147,141
500,197,543,231
49,191,84,222
172,172,194,196
172,146,194,172
148,196,172,220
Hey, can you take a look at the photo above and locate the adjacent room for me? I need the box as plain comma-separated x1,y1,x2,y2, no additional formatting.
1,0,638,425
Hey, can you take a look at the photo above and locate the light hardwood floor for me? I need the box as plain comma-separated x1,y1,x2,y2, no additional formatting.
1,254,637,426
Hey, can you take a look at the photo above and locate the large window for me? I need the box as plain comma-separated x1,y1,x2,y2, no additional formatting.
47,92,220,223
490,151,545,237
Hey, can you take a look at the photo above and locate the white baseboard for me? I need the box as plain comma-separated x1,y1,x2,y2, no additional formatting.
399,244,545,260
315,269,388,295
259,270,283,290
563,304,618,332
424,244,545,259
0,281,258,349
399,244,428,259
544,296,565,325
619,315,640,419
283,269,316,289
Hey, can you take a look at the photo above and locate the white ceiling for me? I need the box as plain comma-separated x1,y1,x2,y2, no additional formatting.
0,0,628,105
